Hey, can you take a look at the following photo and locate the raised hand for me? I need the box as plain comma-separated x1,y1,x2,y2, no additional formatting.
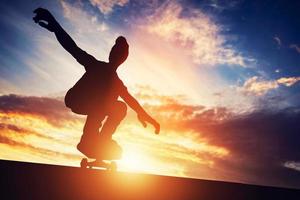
138,113,160,134
33,8,57,32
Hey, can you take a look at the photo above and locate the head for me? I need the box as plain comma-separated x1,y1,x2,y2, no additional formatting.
109,36,129,68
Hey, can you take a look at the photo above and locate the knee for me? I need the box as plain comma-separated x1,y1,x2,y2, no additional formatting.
111,101,127,121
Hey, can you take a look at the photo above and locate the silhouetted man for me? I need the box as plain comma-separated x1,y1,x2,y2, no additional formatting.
33,8,160,159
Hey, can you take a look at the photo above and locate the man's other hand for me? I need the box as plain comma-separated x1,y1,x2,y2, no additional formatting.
138,113,160,134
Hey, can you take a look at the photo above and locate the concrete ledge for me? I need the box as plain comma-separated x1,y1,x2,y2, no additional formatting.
0,159,299,200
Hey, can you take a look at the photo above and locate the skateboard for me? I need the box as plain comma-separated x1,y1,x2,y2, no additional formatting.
80,158,117,171
78,139,122,171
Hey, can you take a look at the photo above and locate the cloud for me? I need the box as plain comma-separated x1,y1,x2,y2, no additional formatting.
0,129,79,162
186,107,300,187
0,120,81,165
238,76,300,96
135,89,300,187
284,161,300,172
204,0,241,12
59,0,234,108
1,93,300,187
89,0,129,14
273,36,281,47
239,76,279,96
0,93,230,177
0,122,75,146
277,77,300,86
0,94,84,165
135,88,300,187
189,108,300,158
61,1,110,34
290,44,300,54
0,131,77,160
0,94,81,126
0,0,257,112
0,123,50,139
140,1,249,67
1,0,299,186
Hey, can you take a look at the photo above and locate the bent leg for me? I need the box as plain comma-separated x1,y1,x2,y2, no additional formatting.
83,113,105,137
77,113,105,157
100,101,127,139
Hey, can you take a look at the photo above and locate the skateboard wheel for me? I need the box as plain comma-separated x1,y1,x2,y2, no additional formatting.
80,158,88,168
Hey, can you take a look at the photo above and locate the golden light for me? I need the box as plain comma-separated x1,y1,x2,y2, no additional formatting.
0,100,230,179
118,146,154,172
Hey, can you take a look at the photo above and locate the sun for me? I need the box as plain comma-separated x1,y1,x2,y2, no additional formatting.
118,146,155,173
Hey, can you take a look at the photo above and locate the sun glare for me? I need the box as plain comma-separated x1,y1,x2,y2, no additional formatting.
118,146,155,173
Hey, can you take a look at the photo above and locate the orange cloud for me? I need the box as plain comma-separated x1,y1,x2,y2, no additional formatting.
0,94,230,179
1,93,300,188
0,120,81,165
0,94,82,127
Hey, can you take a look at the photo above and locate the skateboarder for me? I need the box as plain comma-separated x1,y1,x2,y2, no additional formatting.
33,8,160,160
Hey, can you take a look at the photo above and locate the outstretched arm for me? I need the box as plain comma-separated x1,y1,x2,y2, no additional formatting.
33,8,96,69
121,90,160,134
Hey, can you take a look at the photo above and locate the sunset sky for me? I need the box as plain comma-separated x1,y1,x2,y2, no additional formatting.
1,0,300,189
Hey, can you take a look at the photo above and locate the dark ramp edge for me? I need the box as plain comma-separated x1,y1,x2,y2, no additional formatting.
0,159,299,200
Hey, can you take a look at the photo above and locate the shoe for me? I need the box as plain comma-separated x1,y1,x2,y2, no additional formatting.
77,133,98,158
94,139,123,160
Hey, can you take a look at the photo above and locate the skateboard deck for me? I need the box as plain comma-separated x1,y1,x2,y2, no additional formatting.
80,158,117,170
